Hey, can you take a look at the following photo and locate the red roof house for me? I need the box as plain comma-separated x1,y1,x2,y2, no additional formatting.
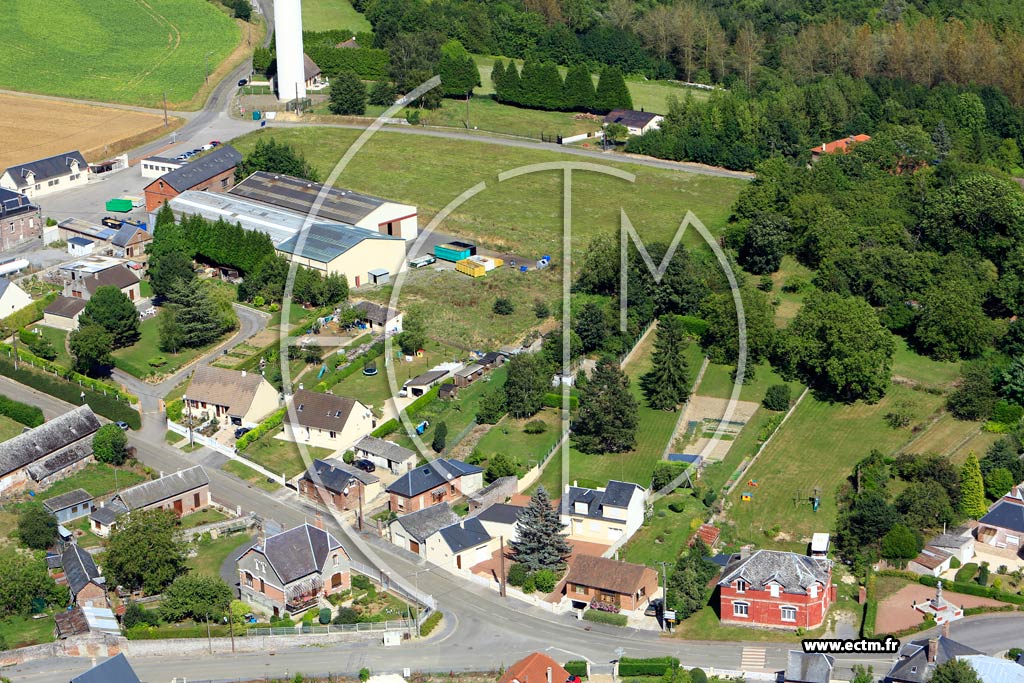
499,653,574,683
811,134,871,160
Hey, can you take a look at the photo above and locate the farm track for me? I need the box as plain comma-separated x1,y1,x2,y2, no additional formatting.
114,0,183,96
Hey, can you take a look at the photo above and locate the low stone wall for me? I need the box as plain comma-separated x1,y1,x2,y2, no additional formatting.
467,476,516,513
0,634,120,667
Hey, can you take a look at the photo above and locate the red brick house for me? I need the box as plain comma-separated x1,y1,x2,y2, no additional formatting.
143,145,241,211
565,554,659,613
60,544,106,608
386,459,483,514
0,188,41,250
717,549,835,629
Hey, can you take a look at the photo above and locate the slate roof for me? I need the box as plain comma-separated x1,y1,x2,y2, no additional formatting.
562,481,643,520
929,533,973,549
111,224,149,248
438,517,491,553
231,171,402,225
479,351,507,366
3,151,86,188
150,145,241,193
26,441,93,481
114,466,208,510
407,369,449,386
886,637,981,683
287,389,362,432
567,555,656,595
386,459,483,498
90,501,128,526
474,503,524,525
42,488,92,513
68,236,93,247
253,523,344,585
393,502,459,543
979,499,1024,534
0,405,99,478
604,109,660,129
0,278,10,298
303,53,321,80
44,295,87,318
70,653,142,683
61,544,102,596
353,300,400,324
354,435,416,464
718,549,832,594
0,187,37,218
785,651,835,683
304,458,379,492
186,365,269,416
81,264,139,293
275,221,400,264
54,606,90,638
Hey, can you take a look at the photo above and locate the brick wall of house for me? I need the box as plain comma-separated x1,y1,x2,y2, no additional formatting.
719,583,834,629
0,206,41,251
144,168,236,211
390,479,462,513
75,582,107,608
300,480,363,512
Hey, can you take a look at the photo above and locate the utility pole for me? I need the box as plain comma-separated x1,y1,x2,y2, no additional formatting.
205,612,212,654
11,335,17,371
657,561,670,632
163,92,169,126
227,614,235,652
184,394,194,448
499,535,507,598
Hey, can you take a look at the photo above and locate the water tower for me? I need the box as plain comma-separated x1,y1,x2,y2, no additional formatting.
274,0,306,102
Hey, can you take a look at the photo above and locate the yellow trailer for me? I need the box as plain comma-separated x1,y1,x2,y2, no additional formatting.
456,258,486,277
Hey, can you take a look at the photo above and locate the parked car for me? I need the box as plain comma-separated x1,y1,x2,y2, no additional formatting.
234,427,252,439
209,140,221,147
115,421,130,431
201,143,215,151
238,78,248,87
354,459,376,473
644,598,664,617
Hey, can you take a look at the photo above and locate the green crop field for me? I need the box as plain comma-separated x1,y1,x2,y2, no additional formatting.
723,384,946,546
0,0,241,107
302,0,371,32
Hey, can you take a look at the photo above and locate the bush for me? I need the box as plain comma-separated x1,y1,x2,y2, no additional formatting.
542,393,579,410
333,607,359,624
702,489,717,507
1007,648,1023,661
690,669,707,683
360,668,371,682
352,575,372,591
582,610,628,626
533,301,550,319
318,608,332,625
950,557,961,569
123,602,161,629
0,394,44,427
493,298,514,315
93,423,129,465
524,420,547,434
420,610,442,636
618,658,680,677
565,661,588,679
782,276,812,293
507,563,528,587
533,569,557,593
679,315,709,338
371,418,399,438
236,406,287,450
522,574,536,593
955,563,979,583
148,356,167,368
667,501,686,513
762,384,791,411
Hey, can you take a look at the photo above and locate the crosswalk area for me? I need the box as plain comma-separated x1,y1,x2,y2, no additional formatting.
740,647,767,671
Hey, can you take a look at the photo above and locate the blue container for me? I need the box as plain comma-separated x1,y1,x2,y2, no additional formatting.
252,111,261,120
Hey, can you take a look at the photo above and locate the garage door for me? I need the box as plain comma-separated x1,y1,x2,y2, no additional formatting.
410,540,420,554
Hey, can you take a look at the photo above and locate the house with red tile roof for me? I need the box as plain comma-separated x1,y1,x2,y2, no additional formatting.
691,523,721,549
499,653,574,683
811,134,871,161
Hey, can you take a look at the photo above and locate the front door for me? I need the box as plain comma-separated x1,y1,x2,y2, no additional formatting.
173,499,183,516
456,555,462,569
410,540,420,554
355,275,361,287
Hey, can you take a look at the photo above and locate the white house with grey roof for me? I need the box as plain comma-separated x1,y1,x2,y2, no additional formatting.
0,151,88,199
0,405,100,495
353,436,417,475
237,522,350,617
352,300,403,335
560,480,646,545
0,277,32,317
90,466,210,537
388,502,460,557
425,517,495,571
885,636,982,683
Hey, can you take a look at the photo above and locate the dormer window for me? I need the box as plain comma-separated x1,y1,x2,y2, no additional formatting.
810,584,818,598
735,579,747,593
769,583,780,598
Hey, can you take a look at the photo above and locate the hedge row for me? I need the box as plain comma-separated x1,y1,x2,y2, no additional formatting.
0,342,138,404
237,406,287,450
679,315,709,338
542,393,579,410
0,357,141,428
420,610,442,637
582,610,627,626
0,291,58,332
305,45,390,80
166,398,183,422
371,385,443,438
564,661,588,679
919,575,1024,604
0,394,44,427
618,658,680,677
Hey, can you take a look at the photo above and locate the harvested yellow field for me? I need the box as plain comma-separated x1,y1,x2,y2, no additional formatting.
0,94,178,169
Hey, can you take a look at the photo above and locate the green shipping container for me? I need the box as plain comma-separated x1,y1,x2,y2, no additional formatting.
434,243,473,262
105,199,133,212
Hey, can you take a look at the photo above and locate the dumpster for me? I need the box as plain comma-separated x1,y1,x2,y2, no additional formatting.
252,111,261,120
456,258,485,278
105,199,133,213
434,241,475,262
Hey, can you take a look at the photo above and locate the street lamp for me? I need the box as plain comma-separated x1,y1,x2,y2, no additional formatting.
184,394,194,448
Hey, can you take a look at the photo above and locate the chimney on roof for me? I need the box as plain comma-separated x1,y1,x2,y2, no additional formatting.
927,637,939,662
314,512,324,530
941,621,950,638
547,667,552,683
740,544,753,560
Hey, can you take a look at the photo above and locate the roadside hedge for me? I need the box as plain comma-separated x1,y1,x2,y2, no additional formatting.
582,610,627,626
564,662,588,679
237,406,287,450
0,357,141,428
420,610,442,637
166,399,184,422
0,342,138,404
0,394,44,427
371,419,399,438
918,575,1024,604
618,658,680,677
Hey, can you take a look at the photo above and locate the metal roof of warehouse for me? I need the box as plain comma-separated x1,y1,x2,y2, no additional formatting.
169,190,309,245
275,221,400,264
230,171,405,225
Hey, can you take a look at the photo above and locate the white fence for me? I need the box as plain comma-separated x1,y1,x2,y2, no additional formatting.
166,419,286,485
246,619,416,637
560,130,605,145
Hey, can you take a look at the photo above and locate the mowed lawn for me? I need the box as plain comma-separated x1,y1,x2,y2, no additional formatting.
621,491,705,567
724,384,946,545
0,0,240,106
301,0,370,31
41,463,147,499
0,415,24,442
187,532,253,577
330,339,457,414
696,360,802,404
422,96,602,139
891,337,962,387
29,325,72,368
112,313,228,379
230,128,745,260
474,408,563,470
239,427,334,480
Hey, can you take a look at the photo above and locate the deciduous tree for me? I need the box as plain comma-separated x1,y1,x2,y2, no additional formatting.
504,354,550,419
105,509,187,594
93,423,129,465
17,504,57,550
159,575,233,623
69,325,114,377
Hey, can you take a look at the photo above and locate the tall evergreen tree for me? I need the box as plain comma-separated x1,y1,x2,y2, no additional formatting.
640,315,691,410
491,60,507,102
518,59,544,108
69,325,114,376
439,39,480,97
536,61,565,110
328,70,367,115
235,137,320,182
504,353,550,418
594,66,633,112
148,250,195,300
666,538,717,618
509,486,571,572
79,286,140,349
164,280,227,349
574,356,639,454
959,452,988,519
563,64,596,111
501,61,523,105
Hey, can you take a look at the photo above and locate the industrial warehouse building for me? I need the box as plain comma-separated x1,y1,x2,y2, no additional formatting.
230,171,418,240
143,145,242,211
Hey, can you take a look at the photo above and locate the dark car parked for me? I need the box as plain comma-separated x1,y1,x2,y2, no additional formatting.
354,459,376,473
644,598,664,617
234,427,252,440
